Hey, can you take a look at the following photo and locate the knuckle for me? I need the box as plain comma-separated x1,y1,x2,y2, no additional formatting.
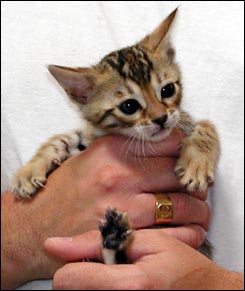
95,162,128,193
203,202,211,230
173,193,189,221
91,138,110,154
189,227,202,248
53,269,66,290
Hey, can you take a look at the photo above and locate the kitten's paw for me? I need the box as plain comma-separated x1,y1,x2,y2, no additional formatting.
175,157,214,192
12,163,47,199
99,207,133,264
99,207,133,250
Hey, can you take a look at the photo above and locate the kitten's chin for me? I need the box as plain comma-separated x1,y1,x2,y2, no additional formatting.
118,126,173,143
149,128,173,142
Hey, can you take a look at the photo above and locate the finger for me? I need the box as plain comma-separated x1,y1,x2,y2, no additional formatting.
45,191,208,261
47,226,205,267
128,192,210,230
53,262,139,290
188,189,208,201
126,193,156,228
137,157,182,193
135,159,209,199
128,227,206,262
169,193,210,230
92,127,184,159
44,230,102,262
162,225,206,248
128,127,184,158
51,227,204,290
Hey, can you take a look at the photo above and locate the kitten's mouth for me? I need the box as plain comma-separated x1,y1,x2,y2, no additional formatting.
149,126,172,142
151,126,170,137
150,117,178,141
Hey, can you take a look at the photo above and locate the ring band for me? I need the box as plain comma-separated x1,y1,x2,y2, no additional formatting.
155,194,173,225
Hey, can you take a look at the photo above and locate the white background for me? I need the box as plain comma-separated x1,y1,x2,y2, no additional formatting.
2,1,244,289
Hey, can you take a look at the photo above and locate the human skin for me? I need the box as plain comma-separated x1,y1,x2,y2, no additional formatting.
1,131,210,290
46,229,244,290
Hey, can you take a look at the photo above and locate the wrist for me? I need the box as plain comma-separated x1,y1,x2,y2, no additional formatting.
1,193,32,289
204,267,244,290
1,192,54,289
171,257,244,290
199,266,244,290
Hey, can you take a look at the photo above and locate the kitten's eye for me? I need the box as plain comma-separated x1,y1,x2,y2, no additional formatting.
119,99,141,115
161,83,175,99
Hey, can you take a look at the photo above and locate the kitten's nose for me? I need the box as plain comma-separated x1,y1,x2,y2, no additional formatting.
153,114,168,129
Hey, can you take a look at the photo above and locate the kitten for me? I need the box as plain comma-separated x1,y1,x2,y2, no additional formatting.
11,9,220,260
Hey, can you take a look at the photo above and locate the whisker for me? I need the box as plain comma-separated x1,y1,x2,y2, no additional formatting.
144,128,162,157
123,134,137,164
142,129,152,174
134,131,143,169
119,134,133,157
142,128,146,158
138,131,147,172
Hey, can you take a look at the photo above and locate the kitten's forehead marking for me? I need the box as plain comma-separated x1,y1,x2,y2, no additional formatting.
102,45,153,86
141,84,167,119
126,80,140,95
126,85,134,94
151,72,162,88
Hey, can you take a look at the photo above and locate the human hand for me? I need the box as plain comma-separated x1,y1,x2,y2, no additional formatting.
45,229,239,290
1,129,210,289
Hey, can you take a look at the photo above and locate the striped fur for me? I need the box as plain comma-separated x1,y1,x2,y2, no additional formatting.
12,9,220,217
100,45,153,86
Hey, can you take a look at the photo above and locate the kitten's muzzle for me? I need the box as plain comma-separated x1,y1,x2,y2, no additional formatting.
153,114,168,129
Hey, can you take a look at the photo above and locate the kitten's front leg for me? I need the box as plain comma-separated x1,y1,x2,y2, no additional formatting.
175,120,220,192
12,130,88,198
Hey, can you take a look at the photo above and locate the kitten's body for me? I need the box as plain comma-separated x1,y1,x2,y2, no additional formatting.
11,9,220,261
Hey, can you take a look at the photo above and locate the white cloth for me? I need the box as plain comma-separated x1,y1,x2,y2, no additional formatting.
2,1,244,289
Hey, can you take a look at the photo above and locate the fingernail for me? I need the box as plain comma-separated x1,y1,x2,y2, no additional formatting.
46,237,73,245
198,227,206,244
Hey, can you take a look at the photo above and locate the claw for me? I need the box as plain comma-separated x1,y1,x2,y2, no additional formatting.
22,191,32,200
185,178,193,188
98,219,107,232
178,142,184,151
34,179,46,188
175,168,185,177
195,181,200,191
52,159,61,166
207,176,214,186
121,229,134,240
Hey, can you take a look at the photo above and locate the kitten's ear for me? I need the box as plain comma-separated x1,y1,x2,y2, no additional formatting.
139,8,177,60
48,65,97,104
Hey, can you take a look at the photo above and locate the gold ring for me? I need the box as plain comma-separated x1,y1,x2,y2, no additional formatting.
155,194,173,225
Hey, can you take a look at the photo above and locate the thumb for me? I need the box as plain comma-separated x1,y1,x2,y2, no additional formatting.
44,225,205,263
44,230,102,262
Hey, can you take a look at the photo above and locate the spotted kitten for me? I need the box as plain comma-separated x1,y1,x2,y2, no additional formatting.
12,9,220,198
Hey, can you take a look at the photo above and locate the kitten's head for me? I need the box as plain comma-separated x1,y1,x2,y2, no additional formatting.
49,9,181,142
